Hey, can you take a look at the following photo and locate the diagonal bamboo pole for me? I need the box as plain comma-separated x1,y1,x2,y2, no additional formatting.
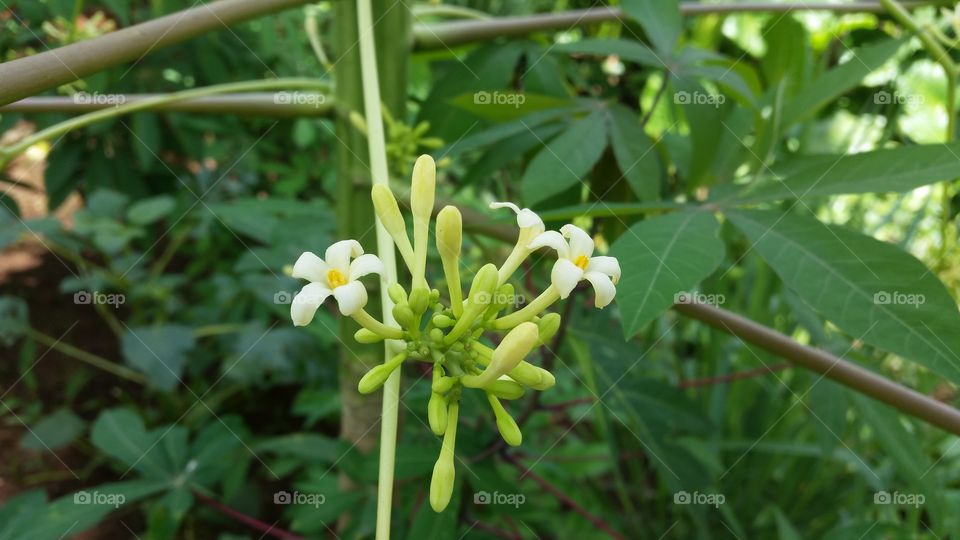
0,94,331,116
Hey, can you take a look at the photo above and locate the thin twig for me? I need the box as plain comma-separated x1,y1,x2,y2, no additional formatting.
677,362,792,389
192,490,304,540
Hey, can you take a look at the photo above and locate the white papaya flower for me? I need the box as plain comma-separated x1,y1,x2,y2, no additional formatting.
527,224,621,308
489,201,544,235
290,240,384,324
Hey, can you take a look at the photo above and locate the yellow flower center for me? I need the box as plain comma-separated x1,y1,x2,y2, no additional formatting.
573,255,590,270
327,269,348,289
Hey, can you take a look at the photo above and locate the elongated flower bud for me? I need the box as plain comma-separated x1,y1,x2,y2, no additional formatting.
354,328,384,344
462,322,538,388
392,304,416,329
428,392,448,436
507,361,556,390
371,184,415,269
357,352,406,394
436,205,463,316
411,155,436,287
485,377,525,400
388,282,408,305
408,287,430,315
487,393,522,446
444,264,499,345
430,401,459,512
536,312,562,344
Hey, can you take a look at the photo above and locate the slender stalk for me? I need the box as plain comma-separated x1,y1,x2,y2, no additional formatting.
673,301,960,435
26,328,146,384
0,79,330,162
192,490,304,540
352,309,404,339
0,0,314,106
355,0,404,537
0,94,332,117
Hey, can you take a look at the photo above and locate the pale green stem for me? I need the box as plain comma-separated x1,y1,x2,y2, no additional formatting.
492,286,561,329
26,328,146,384
352,308,404,339
439,255,462,317
356,1,402,538
0,78,331,163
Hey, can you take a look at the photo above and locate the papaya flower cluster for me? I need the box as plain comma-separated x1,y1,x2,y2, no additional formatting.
288,155,620,512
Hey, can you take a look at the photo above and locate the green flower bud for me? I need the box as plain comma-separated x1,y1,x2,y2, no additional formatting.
354,328,384,344
487,394,522,447
371,184,415,268
436,205,463,317
411,155,436,287
430,288,441,303
485,377,525,400
432,314,453,328
409,287,431,315
461,322,538,388
428,392,448,436
507,361,555,390
392,304,416,329
467,264,499,308
536,312,562,344
429,328,444,344
433,376,456,395
388,283,408,305
429,453,455,512
529,368,556,390
357,353,406,394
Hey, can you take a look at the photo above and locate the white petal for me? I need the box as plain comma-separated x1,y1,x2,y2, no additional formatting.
291,252,328,282
517,208,545,233
586,256,621,284
349,254,384,280
527,230,569,259
325,240,363,273
551,258,583,299
561,224,594,259
583,271,616,308
291,283,332,326
333,281,368,316
490,201,521,214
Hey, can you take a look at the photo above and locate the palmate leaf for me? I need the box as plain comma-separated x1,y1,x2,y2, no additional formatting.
521,109,608,206
733,141,960,203
727,209,960,384
611,211,726,338
621,0,682,54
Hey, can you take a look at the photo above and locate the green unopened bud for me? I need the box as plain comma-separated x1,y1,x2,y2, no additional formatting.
507,361,556,390
485,377,525,400
433,375,456,394
409,287,430,315
349,110,367,134
467,264,499,308
372,184,415,268
429,328,444,344
358,353,406,394
487,394,522,447
388,283,408,305
393,304,416,329
537,312,562,344
428,392,448,435
529,368,556,390
432,314,453,328
354,328,384,344
436,205,463,316
461,322,538,388
430,453,455,512
411,155,436,287
430,289,441,303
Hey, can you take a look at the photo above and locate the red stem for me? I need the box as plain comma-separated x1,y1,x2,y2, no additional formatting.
192,490,305,540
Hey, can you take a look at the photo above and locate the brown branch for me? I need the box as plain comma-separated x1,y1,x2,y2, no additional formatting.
0,94,331,117
503,452,625,540
677,362,792,389
192,490,305,540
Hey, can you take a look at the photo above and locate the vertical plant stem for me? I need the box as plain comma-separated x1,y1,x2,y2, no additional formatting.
354,0,407,538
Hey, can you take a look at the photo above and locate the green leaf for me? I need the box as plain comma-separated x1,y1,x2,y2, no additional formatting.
20,408,85,451
126,195,176,225
727,210,960,384
606,104,662,201
521,110,608,206
0,296,28,346
256,433,345,464
622,0,682,54
781,37,904,127
448,91,572,122
91,407,179,479
121,325,196,391
611,211,726,338
554,38,664,68
735,142,960,203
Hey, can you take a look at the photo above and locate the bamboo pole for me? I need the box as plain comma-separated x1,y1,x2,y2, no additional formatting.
0,94,331,117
